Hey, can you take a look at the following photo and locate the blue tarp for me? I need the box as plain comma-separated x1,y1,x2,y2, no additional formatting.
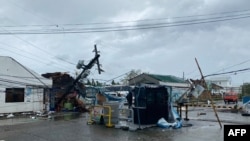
157,103,182,129
243,96,250,104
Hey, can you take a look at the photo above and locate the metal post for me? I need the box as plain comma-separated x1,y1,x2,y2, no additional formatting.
184,105,189,121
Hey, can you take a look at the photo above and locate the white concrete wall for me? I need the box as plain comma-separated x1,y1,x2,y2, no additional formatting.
0,87,44,114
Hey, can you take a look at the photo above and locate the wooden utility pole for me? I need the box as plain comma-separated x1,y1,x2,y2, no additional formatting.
56,45,103,110
195,58,222,129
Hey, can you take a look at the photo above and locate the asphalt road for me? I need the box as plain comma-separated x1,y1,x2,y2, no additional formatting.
0,108,249,141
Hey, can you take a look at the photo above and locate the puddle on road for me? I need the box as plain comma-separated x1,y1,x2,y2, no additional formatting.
0,112,84,126
53,112,83,121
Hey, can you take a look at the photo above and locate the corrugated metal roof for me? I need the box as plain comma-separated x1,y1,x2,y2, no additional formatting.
0,56,52,88
147,73,186,83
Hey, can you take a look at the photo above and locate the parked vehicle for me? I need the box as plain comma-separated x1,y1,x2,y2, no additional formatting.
223,92,238,104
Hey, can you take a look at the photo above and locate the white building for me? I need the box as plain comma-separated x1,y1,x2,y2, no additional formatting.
0,56,52,114
207,76,240,94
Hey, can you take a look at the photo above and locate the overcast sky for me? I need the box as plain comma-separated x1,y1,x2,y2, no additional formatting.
1,0,250,86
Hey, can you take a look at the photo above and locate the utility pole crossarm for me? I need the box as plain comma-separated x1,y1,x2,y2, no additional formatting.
94,44,104,74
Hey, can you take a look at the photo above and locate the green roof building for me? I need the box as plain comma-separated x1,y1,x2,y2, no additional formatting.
128,73,189,88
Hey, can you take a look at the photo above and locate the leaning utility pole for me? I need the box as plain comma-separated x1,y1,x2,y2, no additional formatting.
56,44,103,110
195,57,222,129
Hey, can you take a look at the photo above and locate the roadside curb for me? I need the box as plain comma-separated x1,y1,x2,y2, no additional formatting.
185,104,242,110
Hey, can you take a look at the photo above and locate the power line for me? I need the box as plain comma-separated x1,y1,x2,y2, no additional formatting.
1,9,250,28
212,59,250,74
104,71,132,83
88,71,132,83
0,73,49,80
0,27,76,66
1,13,249,35
0,78,43,87
204,68,250,77
0,48,71,72
3,0,77,67
0,0,76,68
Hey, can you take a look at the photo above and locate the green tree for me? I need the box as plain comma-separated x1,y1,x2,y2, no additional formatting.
91,79,96,86
242,83,250,96
111,80,116,85
86,79,91,85
120,69,141,85
96,81,102,86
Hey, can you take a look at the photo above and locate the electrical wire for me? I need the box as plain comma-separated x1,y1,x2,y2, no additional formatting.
212,59,250,74
1,9,250,28
204,68,250,77
1,27,76,65
1,12,250,34
0,78,41,86
1,8,250,85
0,9,249,77
1,0,77,68
0,47,71,72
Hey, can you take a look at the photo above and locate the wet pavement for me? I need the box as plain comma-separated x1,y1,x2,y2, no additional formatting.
0,106,249,141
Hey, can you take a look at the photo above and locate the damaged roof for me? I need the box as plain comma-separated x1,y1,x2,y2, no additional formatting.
0,56,52,88
147,73,186,83
129,73,189,88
